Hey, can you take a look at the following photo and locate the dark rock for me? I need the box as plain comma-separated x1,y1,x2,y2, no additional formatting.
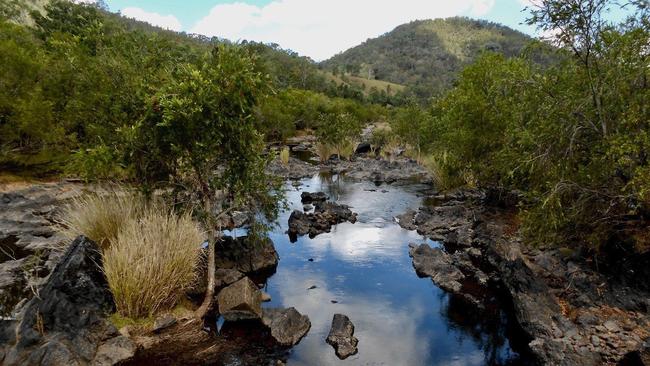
262,307,311,346
288,203,357,240
2,236,133,366
214,236,279,275
217,277,262,321
307,285,318,290
215,269,246,289
152,314,177,333
354,142,371,154
409,243,465,293
300,192,328,204
326,314,358,360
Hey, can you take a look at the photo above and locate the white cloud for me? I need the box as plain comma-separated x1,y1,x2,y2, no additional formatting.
190,0,497,61
121,7,182,31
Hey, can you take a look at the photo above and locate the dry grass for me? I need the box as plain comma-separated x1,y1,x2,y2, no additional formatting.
104,206,203,318
279,146,290,165
337,139,356,161
316,143,335,162
57,188,144,250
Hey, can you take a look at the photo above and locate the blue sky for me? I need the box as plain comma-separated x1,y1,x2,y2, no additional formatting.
95,0,632,61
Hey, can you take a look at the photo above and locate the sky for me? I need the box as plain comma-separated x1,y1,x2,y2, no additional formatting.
91,0,631,61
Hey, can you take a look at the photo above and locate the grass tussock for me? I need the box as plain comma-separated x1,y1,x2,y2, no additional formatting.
279,146,290,165
421,152,466,191
316,143,335,162
58,188,143,250
337,139,356,161
104,206,203,319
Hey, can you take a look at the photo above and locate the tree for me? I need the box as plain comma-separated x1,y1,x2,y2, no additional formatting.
131,44,280,318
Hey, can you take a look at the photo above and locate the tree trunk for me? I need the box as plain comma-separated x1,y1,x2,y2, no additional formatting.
195,200,217,320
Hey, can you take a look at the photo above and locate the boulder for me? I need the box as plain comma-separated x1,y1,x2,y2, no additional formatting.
300,192,328,204
262,307,311,346
214,268,245,289
217,277,263,321
409,243,465,293
354,142,371,154
214,236,279,275
326,314,358,360
2,236,134,366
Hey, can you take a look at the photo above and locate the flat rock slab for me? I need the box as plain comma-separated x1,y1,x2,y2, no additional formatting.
218,277,262,321
409,243,465,293
326,314,358,360
262,307,311,346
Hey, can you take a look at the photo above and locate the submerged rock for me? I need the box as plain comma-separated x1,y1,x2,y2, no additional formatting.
217,277,263,321
1,236,134,366
326,314,358,360
262,307,311,346
409,243,465,293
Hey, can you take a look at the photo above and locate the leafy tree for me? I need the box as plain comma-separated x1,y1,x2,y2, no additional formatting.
131,45,280,318
315,112,362,159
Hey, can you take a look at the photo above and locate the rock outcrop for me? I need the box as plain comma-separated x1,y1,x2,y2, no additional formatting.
262,307,311,346
326,314,358,360
1,236,135,366
288,201,357,240
409,243,465,293
398,190,650,365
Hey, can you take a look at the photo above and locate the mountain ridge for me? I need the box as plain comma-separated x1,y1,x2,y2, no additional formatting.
321,17,535,99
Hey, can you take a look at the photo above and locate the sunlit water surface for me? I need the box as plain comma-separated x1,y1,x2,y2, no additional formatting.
233,172,524,366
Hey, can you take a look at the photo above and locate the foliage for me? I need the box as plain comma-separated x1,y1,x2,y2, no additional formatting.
402,0,650,257
315,112,362,160
104,205,203,318
323,17,538,101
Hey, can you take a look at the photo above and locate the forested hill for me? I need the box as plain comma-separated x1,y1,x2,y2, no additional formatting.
322,17,534,99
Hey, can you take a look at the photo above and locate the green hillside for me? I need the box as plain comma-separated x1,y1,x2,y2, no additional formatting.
322,17,534,99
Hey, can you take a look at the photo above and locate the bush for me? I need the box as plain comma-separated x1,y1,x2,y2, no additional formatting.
58,188,143,250
104,207,203,318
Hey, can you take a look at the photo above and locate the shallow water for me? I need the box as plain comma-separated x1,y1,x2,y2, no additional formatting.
255,172,524,366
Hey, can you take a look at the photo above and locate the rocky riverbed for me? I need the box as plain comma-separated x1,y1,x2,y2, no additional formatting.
2,140,650,365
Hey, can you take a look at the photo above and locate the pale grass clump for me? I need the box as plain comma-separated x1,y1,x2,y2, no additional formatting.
279,146,290,165
58,189,143,250
104,207,203,318
315,143,335,162
337,139,356,161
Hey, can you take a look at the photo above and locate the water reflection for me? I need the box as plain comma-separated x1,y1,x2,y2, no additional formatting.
262,174,523,365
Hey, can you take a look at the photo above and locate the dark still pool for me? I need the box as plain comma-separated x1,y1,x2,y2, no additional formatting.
239,173,527,366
